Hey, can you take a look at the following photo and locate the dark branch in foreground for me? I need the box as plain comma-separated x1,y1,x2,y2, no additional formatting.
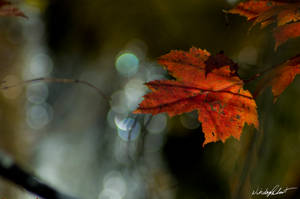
0,151,80,199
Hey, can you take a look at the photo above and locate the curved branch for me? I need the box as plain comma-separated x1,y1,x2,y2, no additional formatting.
0,77,110,104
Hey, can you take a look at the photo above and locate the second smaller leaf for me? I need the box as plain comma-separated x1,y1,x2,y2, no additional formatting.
254,54,300,102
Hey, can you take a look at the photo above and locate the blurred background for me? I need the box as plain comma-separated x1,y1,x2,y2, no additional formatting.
0,0,300,199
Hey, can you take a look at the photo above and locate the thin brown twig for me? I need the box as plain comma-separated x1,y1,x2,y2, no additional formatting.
137,115,153,159
242,65,275,84
0,77,110,104
127,115,139,160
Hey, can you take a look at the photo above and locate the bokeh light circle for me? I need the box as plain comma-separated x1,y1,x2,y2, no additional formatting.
115,53,139,77
114,117,140,141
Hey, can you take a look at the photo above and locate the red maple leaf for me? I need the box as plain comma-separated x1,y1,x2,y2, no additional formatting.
134,48,259,146
227,0,300,49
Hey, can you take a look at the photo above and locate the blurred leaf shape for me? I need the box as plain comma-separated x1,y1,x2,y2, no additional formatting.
0,0,26,18
133,48,259,146
255,54,300,103
227,0,300,49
